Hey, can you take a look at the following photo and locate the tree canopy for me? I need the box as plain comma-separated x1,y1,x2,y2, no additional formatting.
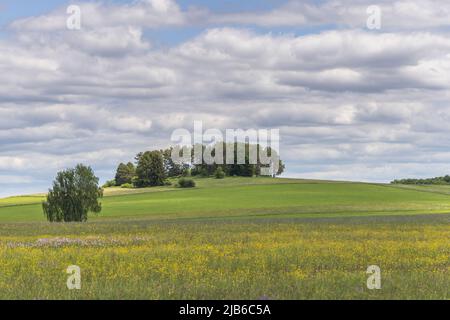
42,164,103,222
107,143,286,189
190,142,285,178
135,151,166,187
115,162,135,186
391,175,450,185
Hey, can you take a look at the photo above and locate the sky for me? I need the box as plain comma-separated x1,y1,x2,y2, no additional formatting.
1,0,450,197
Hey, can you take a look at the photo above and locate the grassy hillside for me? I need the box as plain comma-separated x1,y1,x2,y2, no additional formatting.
0,177,448,299
2,177,450,222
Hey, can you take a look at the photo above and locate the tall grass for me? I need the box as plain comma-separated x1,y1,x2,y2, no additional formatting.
0,215,448,299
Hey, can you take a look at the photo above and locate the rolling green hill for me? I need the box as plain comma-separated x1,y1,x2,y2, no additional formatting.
1,177,450,222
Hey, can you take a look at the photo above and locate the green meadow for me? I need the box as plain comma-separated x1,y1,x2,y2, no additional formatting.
0,177,449,299
2,177,450,222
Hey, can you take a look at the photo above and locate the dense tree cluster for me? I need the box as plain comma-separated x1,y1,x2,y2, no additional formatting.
110,143,285,188
189,142,285,178
391,175,450,185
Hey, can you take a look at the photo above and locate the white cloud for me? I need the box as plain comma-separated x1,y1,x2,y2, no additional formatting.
211,0,450,30
1,0,450,195
10,0,191,31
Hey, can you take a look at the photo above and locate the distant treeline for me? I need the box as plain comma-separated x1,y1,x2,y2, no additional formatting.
391,175,450,185
105,142,285,188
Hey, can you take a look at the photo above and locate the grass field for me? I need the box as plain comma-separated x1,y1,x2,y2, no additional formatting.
0,177,448,299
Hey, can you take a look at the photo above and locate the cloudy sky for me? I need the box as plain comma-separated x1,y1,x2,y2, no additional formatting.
1,0,450,196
